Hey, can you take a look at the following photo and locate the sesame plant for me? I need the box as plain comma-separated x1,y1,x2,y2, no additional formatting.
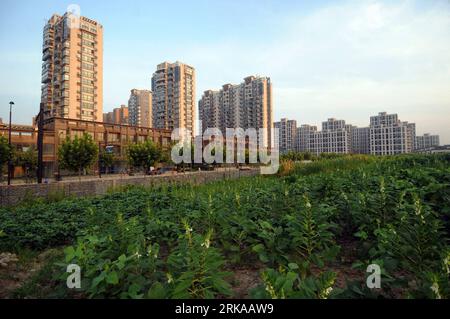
166,221,232,299
0,154,449,299
251,263,337,299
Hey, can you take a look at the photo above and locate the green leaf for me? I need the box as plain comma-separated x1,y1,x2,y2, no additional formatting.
252,243,265,253
106,271,119,285
128,283,143,299
64,246,76,262
288,263,299,270
148,282,166,299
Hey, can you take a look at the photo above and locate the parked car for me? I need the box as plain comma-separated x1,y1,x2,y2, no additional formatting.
154,166,176,175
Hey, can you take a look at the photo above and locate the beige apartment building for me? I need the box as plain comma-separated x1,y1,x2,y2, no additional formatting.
274,118,297,154
103,105,129,125
415,133,440,150
369,112,416,155
41,13,103,121
151,62,195,136
199,76,273,148
308,118,352,155
128,89,152,128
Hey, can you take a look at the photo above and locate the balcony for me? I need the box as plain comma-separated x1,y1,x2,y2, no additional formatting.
42,50,52,61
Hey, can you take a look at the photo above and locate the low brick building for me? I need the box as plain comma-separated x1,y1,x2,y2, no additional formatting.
0,117,171,178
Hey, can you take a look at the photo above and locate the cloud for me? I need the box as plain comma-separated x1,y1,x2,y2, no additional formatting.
182,0,450,143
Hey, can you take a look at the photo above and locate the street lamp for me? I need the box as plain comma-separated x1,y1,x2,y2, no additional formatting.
98,141,103,178
7,101,14,185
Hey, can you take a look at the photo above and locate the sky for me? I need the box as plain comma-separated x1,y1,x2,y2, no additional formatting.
0,0,449,143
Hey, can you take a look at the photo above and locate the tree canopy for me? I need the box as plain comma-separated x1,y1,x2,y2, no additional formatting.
126,139,163,174
58,133,98,176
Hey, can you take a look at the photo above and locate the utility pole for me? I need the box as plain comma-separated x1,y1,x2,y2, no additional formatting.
36,103,44,184
7,101,14,185
98,141,102,178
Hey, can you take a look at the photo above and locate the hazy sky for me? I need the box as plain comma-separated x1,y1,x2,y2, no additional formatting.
1,0,449,143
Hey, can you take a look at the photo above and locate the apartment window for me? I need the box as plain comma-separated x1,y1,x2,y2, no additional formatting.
82,71,94,78
82,62,94,70
82,86,94,94
82,94,94,102
82,79,94,85
82,32,95,40
82,55,94,63
82,39,94,47
82,47,94,55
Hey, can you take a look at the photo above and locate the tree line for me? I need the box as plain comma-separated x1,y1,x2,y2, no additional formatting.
0,133,171,182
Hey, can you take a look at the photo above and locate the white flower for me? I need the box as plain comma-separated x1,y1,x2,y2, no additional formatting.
201,238,210,249
166,273,174,284
430,282,441,299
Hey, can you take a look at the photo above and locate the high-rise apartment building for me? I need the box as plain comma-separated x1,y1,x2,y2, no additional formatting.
198,90,221,132
415,133,440,150
369,112,416,155
308,118,352,155
41,13,103,121
151,61,195,136
128,89,152,127
274,118,297,154
351,126,370,154
296,124,317,152
103,105,128,125
199,76,273,147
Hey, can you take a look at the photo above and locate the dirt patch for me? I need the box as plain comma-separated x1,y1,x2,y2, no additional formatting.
229,266,263,299
0,249,58,298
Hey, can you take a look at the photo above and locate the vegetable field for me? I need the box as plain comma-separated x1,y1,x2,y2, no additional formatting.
0,154,449,299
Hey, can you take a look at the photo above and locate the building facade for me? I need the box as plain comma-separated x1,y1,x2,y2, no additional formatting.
41,13,103,121
103,105,128,125
296,124,317,152
128,89,152,128
308,118,352,155
0,118,171,178
369,112,416,155
151,61,195,136
351,126,370,154
415,133,440,150
274,118,297,154
199,76,273,148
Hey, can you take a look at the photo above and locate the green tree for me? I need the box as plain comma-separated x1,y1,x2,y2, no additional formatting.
58,133,98,179
13,146,38,182
126,140,162,174
0,136,12,182
99,149,115,174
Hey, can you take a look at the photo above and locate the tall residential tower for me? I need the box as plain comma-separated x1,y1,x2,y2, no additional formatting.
128,89,152,127
41,13,103,121
199,76,274,148
151,61,195,136
274,118,297,154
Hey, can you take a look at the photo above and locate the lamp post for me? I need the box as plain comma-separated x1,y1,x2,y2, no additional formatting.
36,103,44,184
98,141,102,178
7,101,14,185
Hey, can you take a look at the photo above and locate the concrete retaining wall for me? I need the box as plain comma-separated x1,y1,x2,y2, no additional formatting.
0,169,260,206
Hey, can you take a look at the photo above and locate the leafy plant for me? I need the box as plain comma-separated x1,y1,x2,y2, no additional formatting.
251,263,337,299
58,133,98,178
167,221,232,298
0,135,12,181
126,140,162,174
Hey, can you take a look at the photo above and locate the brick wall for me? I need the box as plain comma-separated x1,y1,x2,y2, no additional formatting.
0,169,260,206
